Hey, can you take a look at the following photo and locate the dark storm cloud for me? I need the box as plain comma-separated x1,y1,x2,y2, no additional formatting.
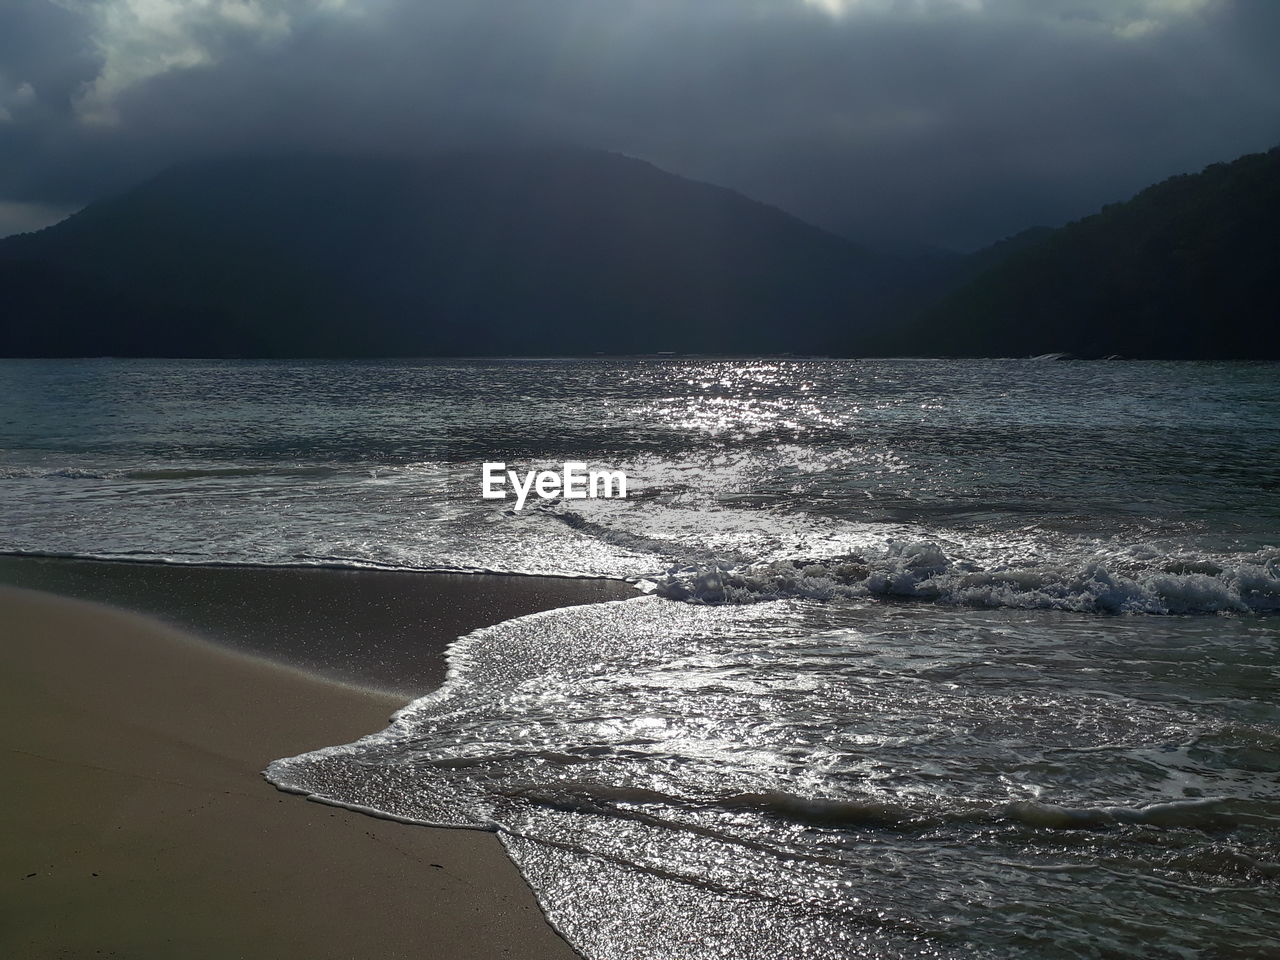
1,0,1278,247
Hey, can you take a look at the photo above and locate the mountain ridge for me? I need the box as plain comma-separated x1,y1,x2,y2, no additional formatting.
915,147,1280,359
0,148,903,357
2,145,1276,359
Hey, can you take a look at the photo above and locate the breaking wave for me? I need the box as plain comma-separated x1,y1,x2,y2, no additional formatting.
651,541,1280,614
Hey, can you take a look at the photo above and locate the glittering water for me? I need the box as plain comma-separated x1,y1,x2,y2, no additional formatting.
271,599,1280,959
3,358,1279,957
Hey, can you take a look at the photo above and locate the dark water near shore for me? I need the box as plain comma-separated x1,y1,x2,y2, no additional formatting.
3,358,1278,957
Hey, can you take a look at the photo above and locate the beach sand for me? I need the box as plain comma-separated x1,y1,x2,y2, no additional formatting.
0,569,631,959
0,556,633,694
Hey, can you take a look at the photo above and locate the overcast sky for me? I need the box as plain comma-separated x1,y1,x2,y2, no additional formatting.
1,0,1278,249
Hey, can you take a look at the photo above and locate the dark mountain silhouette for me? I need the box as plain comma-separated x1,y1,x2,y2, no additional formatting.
2,146,1275,359
0,149,921,357
962,226,1056,275
916,148,1280,359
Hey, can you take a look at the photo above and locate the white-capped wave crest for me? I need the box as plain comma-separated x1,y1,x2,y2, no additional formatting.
652,541,1280,614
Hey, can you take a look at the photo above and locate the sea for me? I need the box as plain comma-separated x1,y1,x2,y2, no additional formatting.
3,358,1278,958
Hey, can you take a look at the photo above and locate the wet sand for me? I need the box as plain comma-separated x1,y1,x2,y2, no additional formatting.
0,567,632,959
0,555,632,694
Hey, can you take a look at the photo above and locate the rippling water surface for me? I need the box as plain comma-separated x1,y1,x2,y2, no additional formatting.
3,358,1278,957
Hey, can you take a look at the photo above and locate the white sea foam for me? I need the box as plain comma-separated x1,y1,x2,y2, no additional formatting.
652,541,1280,614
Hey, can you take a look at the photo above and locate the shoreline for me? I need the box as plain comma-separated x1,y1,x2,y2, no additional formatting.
0,554,635,694
0,567,631,958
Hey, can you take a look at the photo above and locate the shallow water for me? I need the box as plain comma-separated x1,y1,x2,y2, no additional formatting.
269,598,1280,958
3,358,1278,956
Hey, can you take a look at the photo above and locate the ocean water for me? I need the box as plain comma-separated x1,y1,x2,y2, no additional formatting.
3,358,1278,957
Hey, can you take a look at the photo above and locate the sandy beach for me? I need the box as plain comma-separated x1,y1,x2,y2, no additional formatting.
0,556,633,694
0,569,630,959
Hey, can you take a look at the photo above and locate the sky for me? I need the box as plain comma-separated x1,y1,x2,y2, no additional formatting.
1,0,1278,249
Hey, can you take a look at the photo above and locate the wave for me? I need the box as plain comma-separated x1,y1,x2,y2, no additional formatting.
651,541,1280,614
0,466,119,480
998,797,1273,831
707,791,1280,834
5,538,1276,616
5,458,1276,616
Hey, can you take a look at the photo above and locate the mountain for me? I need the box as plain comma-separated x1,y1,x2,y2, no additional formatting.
962,226,1055,276
916,148,1280,359
4,145,1274,360
0,149,914,358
